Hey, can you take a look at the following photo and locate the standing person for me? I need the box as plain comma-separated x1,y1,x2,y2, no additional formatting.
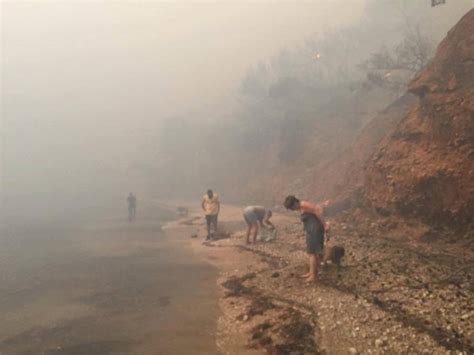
243,206,274,245
284,195,330,284
201,189,220,240
127,193,137,221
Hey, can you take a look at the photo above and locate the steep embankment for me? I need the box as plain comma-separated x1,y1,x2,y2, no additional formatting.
311,93,417,206
362,9,474,232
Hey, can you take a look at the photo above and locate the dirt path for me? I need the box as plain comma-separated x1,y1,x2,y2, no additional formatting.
0,207,218,355
181,204,474,355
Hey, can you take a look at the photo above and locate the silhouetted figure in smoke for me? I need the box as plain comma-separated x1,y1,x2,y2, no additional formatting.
127,193,137,221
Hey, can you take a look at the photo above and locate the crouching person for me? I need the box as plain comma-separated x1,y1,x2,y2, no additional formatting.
284,195,330,284
243,206,274,245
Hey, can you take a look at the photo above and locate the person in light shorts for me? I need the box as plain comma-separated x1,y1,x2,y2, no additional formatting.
243,206,274,245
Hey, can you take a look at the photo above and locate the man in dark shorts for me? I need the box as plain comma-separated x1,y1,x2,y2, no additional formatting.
284,195,330,284
243,205,275,245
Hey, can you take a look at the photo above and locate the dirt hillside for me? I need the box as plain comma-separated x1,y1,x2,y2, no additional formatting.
362,9,474,233
311,93,417,207
230,87,401,206
227,9,474,239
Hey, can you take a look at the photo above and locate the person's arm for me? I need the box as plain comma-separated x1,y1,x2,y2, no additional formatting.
201,198,205,211
216,199,220,215
264,219,275,230
261,208,275,230
321,199,330,207
325,220,331,233
319,200,330,230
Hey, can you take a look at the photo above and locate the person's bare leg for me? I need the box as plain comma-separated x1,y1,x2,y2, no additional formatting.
299,251,311,278
299,256,311,278
252,222,258,244
246,224,252,244
305,254,318,283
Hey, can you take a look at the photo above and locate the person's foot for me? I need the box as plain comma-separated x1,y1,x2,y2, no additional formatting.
305,276,318,284
299,273,311,279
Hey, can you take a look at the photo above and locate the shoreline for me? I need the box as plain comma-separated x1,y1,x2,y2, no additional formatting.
179,204,473,354
0,206,219,355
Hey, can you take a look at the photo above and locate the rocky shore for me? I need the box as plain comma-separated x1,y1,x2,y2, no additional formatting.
183,204,473,354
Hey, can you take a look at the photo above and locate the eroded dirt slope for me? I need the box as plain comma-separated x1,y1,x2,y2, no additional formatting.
363,9,474,232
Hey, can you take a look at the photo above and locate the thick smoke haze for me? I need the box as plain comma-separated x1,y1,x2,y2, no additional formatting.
1,1,365,210
1,0,472,219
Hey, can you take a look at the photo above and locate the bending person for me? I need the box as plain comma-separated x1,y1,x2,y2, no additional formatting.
243,205,274,245
284,195,330,284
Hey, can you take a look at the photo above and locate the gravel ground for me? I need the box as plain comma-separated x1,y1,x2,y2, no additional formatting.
189,205,474,354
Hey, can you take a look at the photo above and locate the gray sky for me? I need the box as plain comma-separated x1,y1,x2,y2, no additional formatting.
3,1,366,115
3,0,472,204
1,0,366,199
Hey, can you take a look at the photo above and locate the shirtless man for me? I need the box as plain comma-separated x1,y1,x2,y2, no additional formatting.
242,205,275,245
284,195,330,284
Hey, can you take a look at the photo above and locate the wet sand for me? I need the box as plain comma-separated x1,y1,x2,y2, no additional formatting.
0,208,218,354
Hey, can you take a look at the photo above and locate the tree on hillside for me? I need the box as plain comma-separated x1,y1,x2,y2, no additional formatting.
360,22,435,95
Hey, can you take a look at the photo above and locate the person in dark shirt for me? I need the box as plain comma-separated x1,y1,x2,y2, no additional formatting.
127,193,137,221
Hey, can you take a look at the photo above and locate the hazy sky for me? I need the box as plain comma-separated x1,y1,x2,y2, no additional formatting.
1,0,366,198
2,0,472,203
3,1,366,115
